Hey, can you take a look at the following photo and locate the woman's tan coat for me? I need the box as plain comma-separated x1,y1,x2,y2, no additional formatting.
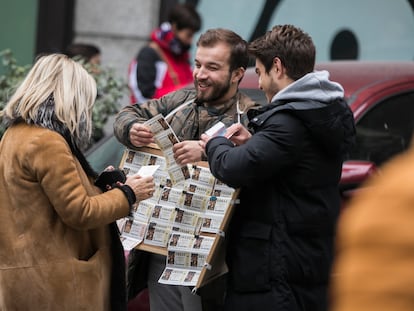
0,124,130,310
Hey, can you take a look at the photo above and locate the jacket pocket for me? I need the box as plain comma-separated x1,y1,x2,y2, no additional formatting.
230,222,272,293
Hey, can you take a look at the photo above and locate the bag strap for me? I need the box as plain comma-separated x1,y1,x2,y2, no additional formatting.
149,41,181,86
165,98,195,122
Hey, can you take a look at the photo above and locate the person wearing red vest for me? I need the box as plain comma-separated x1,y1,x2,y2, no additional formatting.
128,3,201,104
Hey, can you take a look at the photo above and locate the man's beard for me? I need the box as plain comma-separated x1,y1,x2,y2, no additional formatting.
195,75,232,104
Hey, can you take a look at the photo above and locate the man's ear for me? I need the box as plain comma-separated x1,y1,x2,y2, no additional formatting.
273,57,285,77
232,67,245,84
272,57,293,82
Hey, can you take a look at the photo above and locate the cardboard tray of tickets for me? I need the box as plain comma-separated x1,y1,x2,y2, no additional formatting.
118,143,239,292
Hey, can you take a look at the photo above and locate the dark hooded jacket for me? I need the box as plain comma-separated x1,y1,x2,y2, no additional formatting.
205,70,355,311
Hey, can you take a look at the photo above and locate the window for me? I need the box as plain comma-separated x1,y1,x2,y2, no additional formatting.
350,91,414,166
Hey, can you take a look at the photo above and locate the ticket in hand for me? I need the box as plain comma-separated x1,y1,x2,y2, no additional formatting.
136,165,160,177
205,121,226,137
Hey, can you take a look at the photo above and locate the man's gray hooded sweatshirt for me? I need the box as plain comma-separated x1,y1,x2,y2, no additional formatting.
205,70,356,311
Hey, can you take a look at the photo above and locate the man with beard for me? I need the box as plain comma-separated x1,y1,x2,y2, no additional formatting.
114,28,258,311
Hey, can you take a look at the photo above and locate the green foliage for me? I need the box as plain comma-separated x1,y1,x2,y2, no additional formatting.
0,49,127,145
0,49,31,137
79,58,127,143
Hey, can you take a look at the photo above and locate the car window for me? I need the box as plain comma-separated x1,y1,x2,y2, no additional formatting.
240,88,267,106
349,91,414,166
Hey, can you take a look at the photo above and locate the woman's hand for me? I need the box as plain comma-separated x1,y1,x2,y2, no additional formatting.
124,175,155,201
95,167,126,192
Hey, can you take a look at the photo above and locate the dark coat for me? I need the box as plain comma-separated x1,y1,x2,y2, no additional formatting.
206,97,355,311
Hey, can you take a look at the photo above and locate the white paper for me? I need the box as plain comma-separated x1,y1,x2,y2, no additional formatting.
205,121,226,137
136,165,160,177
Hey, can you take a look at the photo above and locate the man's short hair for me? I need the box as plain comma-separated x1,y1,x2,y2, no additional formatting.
248,24,315,80
197,28,249,72
168,3,202,32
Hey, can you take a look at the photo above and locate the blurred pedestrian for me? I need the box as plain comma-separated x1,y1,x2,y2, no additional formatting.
128,3,201,104
115,28,259,311
65,43,102,75
0,53,155,311
330,144,414,311
65,42,102,65
200,24,355,311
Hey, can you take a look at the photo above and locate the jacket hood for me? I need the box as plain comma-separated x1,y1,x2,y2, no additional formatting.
151,22,190,57
249,70,355,158
273,70,344,104
151,22,174,50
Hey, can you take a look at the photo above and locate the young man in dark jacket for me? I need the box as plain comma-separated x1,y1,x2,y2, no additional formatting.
114,28,258,311
200,24,356,311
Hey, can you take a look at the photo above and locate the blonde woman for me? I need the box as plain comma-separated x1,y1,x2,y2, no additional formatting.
0,54,155,311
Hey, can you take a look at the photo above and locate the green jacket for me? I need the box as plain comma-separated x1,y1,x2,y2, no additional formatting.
113,88,258,148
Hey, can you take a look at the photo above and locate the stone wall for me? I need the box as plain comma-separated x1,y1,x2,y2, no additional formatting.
72,0,161,106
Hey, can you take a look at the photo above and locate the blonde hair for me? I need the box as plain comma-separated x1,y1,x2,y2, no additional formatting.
1,53,97,143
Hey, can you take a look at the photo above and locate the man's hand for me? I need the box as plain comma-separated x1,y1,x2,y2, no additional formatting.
225,123,251,146
173,141,204,166
129,123,155,147
199,134,211,150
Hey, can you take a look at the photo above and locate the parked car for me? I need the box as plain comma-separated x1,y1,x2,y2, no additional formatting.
240,61,414,201
86,61,414,310
319,61,414,201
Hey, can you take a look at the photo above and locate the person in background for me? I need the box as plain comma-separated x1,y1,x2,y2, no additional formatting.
0,54,155,311
128,3,201,104
65,43,102,76
200,24,355,311
115,28,259,311
65,43,102,65
330,142,414,311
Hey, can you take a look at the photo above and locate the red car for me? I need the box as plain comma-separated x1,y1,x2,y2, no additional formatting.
241,61,414,202
323,61,414,201
87,61,414,310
